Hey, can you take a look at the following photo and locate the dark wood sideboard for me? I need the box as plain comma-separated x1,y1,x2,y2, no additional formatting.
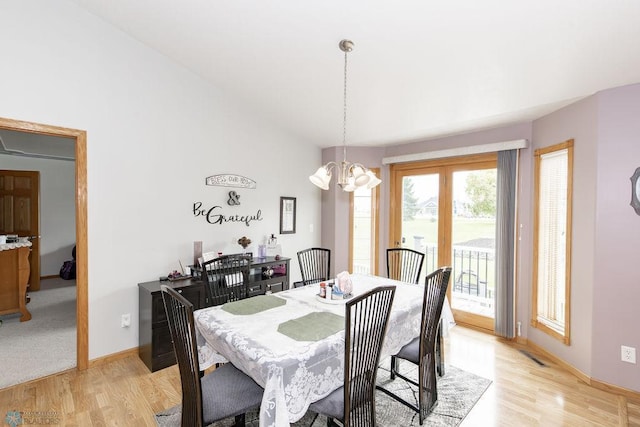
138,256,290,372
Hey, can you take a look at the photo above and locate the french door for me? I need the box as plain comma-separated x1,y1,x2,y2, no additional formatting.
390,154,497,331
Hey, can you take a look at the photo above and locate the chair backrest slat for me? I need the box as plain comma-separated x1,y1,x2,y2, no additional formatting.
420,267,452,355
161,285,205,427
203,253,252,306
297,247,331,286
344,286,396,427
386,248,425,284
418,266,452,421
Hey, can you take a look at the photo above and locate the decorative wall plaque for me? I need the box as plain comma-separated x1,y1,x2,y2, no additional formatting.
205,174,256,189
280,197,296,234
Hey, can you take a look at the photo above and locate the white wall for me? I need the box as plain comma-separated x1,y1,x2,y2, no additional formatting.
0,1,321,360
0,154,76,276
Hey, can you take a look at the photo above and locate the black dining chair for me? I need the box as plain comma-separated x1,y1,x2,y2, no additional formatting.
386,248,425,284
309,286,396,427
160,285,263,427
297,247,331,286
202,253,252,306
377,266,452,425
387,249,444,375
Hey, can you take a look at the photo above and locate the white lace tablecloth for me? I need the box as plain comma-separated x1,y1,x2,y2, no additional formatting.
193,274,455,427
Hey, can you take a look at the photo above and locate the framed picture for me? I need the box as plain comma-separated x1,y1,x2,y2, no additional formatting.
279,196,296,234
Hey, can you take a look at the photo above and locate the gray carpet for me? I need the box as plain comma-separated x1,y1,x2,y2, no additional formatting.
0,279,76,389
156,359,491,426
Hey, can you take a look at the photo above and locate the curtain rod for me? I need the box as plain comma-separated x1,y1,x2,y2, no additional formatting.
382,139,528,165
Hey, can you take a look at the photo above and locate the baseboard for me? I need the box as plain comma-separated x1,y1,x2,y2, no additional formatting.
453,320,493,334
524,339,640,403
591,378,640,404
88,347,139,368
525,339,591,384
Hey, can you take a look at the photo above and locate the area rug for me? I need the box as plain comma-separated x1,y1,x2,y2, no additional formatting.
0,279,76,389
156,359,491,426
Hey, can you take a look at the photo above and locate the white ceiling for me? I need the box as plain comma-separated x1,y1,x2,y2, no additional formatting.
71,0,640,148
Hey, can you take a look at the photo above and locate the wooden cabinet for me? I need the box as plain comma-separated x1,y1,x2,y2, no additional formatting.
138,256,290,372
246,256,290,296
0,246,32,321
138,279,206,372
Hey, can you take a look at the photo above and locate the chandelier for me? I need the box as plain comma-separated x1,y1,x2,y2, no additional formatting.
309,39,381,192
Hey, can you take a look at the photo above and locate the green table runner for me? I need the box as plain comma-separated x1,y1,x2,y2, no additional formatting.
277,312,344,342
222,295,286,315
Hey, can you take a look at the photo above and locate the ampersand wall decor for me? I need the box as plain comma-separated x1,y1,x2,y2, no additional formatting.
227,191,241,206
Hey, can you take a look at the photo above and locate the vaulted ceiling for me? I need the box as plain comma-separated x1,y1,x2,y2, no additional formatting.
70,1,640,148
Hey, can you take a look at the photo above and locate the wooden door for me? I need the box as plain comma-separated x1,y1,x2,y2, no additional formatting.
0,170,40,291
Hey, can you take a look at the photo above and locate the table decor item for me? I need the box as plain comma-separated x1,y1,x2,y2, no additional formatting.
167,270,190,282
258,244,267,258
336,271,353,296
315,293,352,305
262,266,274,278
238,236,252,254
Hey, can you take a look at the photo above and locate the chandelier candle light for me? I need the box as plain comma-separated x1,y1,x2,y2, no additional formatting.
309,39,382,192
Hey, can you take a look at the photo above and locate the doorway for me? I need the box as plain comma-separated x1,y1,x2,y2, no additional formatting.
0,117,88,371
390,153,497,331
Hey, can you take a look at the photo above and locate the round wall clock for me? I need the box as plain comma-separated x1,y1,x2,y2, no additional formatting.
630,167,640,215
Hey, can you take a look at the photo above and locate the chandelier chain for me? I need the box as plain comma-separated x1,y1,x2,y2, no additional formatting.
343,48,348,161
308,39,380,192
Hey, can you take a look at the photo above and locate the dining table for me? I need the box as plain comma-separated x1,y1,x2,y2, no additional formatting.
193,273,455,427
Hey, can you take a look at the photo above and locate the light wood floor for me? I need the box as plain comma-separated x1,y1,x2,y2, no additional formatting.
1,326,638,426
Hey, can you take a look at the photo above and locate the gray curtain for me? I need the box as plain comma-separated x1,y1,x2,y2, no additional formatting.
494,149,518,338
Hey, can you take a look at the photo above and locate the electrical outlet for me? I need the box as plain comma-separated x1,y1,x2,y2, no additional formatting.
621,345,636,364
121,313,131,328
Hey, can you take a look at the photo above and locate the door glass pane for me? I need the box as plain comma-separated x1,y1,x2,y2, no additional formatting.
401,174,439,282
450,169,497,318
352,185,373,274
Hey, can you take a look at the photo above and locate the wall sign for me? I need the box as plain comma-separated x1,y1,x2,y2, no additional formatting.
193,202,262,227
205,174,256,189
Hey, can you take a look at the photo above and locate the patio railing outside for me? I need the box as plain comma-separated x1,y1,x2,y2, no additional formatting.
354,242,495,303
